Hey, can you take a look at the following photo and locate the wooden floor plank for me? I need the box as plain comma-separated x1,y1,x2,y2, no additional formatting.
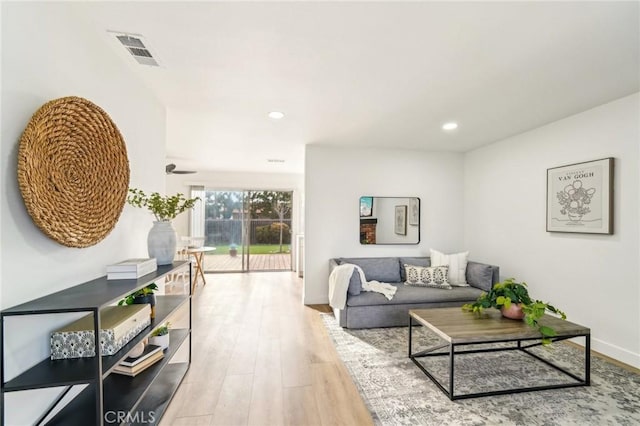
311,363,373,426
248,364,285,426
283,386,323,426
210,374,254,426
161,272,373,426
161,415,212,426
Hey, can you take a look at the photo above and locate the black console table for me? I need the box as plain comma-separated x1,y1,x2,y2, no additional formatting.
0,261,192,425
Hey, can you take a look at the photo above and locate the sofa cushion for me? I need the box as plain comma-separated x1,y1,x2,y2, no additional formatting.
466,262,494,292
347,284,483,307
404,264,452,289
399,257,430,281
339,257,401,283
430,249,469,286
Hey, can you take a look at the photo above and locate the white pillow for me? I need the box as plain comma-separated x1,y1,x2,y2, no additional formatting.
430,249,469,286
404,264,452,289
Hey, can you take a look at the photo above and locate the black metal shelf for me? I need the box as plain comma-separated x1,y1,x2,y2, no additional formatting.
1,262,192,426
1,261,189,315
3,296,188,392
45,364,190,426
129,363,189,425
45,329,189,426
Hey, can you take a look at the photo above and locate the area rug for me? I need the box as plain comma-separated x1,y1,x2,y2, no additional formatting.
321,314,640,426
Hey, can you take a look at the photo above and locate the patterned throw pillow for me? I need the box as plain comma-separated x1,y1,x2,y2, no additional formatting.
404,264,452,289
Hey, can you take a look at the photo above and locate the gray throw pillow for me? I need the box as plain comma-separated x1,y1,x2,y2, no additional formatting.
466,262,493,291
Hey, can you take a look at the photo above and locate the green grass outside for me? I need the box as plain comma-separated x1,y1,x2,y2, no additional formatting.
206,244,290,255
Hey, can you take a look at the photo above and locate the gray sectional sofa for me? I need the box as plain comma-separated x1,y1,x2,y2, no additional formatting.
329,256,499,328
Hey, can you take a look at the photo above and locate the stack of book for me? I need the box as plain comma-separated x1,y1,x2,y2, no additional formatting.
107,258,157,280
112,344,164,377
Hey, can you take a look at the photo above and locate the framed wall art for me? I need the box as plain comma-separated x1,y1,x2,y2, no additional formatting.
408,197,420,225
546,157,614,234
394,205,407,235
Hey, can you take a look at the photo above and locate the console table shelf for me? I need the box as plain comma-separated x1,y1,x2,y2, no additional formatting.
2,263,184,314
0,261,192,426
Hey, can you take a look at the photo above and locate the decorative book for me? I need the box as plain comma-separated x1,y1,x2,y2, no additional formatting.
112,350,164,377
120,344,162,367
107,258,157,280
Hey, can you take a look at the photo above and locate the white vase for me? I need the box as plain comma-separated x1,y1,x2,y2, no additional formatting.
149,334,170,350
147,221,177,265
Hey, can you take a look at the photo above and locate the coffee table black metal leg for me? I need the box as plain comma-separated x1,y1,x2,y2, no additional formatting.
449,343,455,400
408,316,413,357
585,334,591,385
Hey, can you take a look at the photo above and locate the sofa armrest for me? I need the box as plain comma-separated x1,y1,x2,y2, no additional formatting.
466,261,500,292
329,258,341,275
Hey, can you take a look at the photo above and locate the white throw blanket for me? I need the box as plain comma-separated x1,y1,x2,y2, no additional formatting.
329,263,397,310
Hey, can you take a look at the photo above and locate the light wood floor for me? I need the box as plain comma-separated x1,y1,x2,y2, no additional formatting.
160,272,373,426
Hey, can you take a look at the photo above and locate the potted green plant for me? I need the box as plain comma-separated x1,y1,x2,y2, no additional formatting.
118,283,158,318
127,188,200,265
149,322,170,350
229,243,238,257
462,278,566,345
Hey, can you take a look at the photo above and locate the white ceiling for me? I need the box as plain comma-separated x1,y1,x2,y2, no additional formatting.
78,1,639,174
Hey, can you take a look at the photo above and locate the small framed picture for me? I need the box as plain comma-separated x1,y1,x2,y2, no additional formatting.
408,198,420,226
546,157,614,234
395,205,407,235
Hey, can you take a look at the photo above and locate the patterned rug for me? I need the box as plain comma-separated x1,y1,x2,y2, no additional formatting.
321,314,640,426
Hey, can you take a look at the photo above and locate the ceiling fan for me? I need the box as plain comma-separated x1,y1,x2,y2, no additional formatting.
165,163,196,175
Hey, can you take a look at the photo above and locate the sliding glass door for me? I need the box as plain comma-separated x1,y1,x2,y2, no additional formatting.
195,189,293,273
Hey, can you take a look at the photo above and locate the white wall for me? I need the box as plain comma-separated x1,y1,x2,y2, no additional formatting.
304,145,465,304
464,93,639,368
1,3,166,424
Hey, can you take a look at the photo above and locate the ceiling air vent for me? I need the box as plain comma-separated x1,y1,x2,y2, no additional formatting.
111,32,159,67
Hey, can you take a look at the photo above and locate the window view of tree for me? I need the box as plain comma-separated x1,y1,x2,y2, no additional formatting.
248,191,292,254
205,191,243,220
203,190,292,255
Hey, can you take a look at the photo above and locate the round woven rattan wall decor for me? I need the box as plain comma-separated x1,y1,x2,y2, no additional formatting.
17,96,130,248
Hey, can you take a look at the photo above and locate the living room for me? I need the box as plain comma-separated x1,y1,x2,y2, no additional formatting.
1,1,639,425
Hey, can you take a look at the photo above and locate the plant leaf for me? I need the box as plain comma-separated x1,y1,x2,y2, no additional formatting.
539,325,556,337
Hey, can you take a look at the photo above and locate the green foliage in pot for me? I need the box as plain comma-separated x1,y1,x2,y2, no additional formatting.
118,283,158,306
127,188,200,222
151,322,170,337
462,278,567,345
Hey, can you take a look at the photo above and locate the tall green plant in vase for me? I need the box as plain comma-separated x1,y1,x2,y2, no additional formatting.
127,188,199,265
462,278,567,345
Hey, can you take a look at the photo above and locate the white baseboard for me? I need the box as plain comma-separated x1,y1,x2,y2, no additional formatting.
592,338,640,369
570,337,640,369
303,295,329,305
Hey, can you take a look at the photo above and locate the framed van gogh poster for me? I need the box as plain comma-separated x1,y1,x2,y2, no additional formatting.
546,158,614,234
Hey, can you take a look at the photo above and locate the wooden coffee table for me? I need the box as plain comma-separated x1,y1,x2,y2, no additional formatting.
408,307,590,400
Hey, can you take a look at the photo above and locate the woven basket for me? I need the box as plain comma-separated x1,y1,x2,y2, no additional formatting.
17,96,130,248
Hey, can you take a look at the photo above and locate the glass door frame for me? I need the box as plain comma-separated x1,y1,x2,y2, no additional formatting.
197,188,294,273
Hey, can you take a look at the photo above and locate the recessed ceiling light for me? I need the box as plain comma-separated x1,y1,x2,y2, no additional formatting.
442,122,458,131
268,111,285,120
267,159,285,163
